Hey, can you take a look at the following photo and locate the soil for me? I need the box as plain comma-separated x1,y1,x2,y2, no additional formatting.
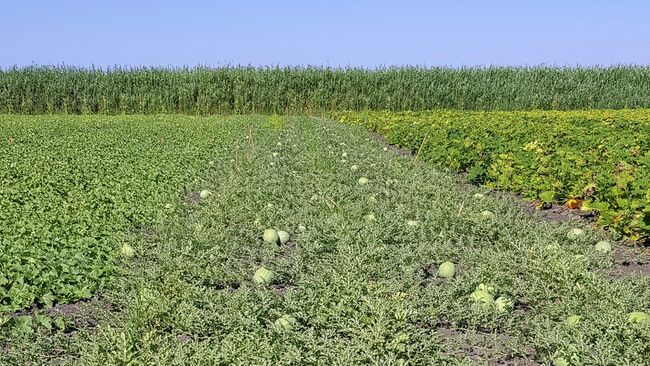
521,200,596,224
275,240,296,260
212,282,241,291
270,284,296,296
610,245,650,278
177,333,192,343
9,295,116,332
184,191,202,205
370,132,414,158
435,327,540,365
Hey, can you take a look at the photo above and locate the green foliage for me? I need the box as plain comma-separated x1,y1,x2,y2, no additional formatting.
0,115,234,312
2,66,650,114
1,116,648,365
539,191,556,203
337,109,650,240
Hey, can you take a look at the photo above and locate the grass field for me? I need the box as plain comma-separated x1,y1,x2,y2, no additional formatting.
1,115,648,365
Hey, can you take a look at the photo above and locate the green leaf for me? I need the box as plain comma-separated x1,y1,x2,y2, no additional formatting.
539,191,555,203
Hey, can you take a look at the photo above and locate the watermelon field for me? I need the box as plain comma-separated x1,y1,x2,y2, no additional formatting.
0,67,649,365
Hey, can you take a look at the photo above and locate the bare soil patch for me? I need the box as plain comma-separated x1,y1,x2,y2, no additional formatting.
9,295,117,333
271,283,296,296
610,245,650,278
370,132,414,158
436,327,539,365
184,191,202,205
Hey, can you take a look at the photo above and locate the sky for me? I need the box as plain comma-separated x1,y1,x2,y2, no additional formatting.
1,0,649,68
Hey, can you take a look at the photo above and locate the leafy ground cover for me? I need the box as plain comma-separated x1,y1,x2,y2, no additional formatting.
337,110,650,241
0,115,235,313
1,115,648,365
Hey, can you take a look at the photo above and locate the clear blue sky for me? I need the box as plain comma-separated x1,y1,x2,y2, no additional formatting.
2,0,649,68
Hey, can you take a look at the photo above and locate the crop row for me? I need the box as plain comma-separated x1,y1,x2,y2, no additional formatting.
336,110,650,240
2,66,650,114
0,115,237,312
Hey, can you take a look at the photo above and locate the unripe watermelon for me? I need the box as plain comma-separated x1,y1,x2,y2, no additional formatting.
199,190,211,199
263,229,279,244
553,357,569,366
275,315,297,331
628,311,649,324
471,289,494,305
566,228,585,240
566,315,582,327
437,262,456,278
480,210,495,220
120,244,135,258
594,240,611,254
277,230,290,244
546,244,560,251
253,267,274,285
495,296,513,313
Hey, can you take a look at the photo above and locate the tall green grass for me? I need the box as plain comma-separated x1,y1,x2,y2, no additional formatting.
1,65,650,114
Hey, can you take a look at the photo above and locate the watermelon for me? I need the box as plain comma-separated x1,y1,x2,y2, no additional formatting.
120,244,135,258
554,357,569,366
471,289,494,305
199,190,211,199
263,229,279,244
480,210,495,220
277,230,291,244
473,193,485,199
358,177,369,185
495,296,513,313
351,165,359,171
471,284,495,306
275,315,297,331
594,240,611,254
253,267,274,285
566,228,585,240
566,315,582,327
628,311,649,324
437,262,456,278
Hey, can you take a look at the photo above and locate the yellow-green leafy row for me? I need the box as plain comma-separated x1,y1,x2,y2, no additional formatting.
336,110,650,240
